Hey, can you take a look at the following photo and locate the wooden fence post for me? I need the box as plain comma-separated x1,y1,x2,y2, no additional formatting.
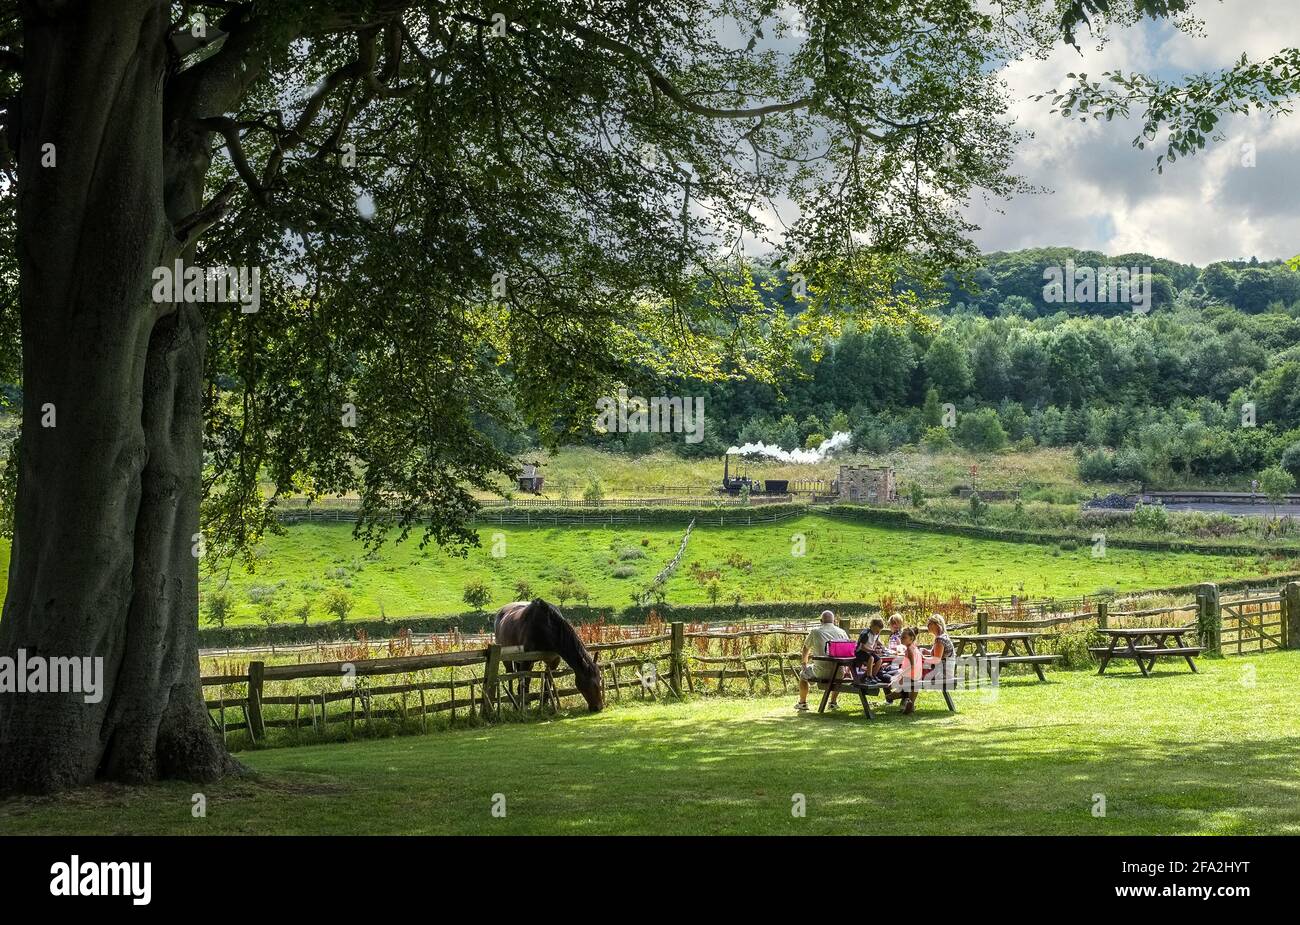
481,644,502,719
1283,581,1300,650
670,622,684,695
246,661,266,742
1196,582,1221,654
1096,600,1108,630
976,611,988,636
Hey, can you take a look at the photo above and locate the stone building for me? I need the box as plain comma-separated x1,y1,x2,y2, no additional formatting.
835,465,897,504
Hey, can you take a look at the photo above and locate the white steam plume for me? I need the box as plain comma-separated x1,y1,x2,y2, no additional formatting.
725,431,852,464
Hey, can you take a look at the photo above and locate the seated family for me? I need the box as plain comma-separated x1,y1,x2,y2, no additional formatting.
796,610,956,715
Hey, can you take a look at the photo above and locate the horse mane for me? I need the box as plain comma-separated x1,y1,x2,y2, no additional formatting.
530,599,596,679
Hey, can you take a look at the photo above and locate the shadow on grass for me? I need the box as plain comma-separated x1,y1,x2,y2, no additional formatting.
5,664,1299,835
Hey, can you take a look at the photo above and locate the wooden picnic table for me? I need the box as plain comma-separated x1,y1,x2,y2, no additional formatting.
1089,627,1204,676
811,654,956,717
810,656,878,716
952,632,1057,681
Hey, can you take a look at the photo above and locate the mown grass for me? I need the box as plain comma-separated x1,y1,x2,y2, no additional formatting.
4,652,1297,835
190,515,1266,624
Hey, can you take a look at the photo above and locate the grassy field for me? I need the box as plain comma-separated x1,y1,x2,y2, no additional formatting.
193,515,1265,623
4,652,1297,835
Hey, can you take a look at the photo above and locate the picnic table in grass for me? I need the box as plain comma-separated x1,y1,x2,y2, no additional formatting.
811,654,956,718
951,632,1058,682
1089,627,1205,676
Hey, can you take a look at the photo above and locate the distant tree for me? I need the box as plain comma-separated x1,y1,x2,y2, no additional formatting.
998,401,1031,441
706,580,722,606
955,408,1008,452
552,576,579,608
921,426,955,454
513,580,535,602
997,295,1037,318
773,415,801,450
1113,447,1151,484
322,588,354,624
461,579,492,613
737,416,775,446
923,337,972,399
970,331,1010,400
921,388,944,428
203,588,234,630
1259,466,1297,517
290,598,313,625
1198,263,1238,303
1078,449,1116,482
254,591,279,631
1280,442,1300,481
799,414,826,443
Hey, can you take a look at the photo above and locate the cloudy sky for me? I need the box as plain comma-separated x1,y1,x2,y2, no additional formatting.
970,1,1300,265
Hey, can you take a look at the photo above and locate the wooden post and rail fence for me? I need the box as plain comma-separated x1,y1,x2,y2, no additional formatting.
207,622,815,744
204,583,1300,745
967,581,1298,657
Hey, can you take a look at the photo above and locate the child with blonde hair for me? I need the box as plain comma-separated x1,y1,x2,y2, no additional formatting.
885,626,923,714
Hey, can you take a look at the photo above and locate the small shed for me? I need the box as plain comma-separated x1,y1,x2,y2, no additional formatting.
517,463,544,494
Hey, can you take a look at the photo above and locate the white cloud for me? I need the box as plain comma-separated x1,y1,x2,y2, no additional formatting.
969,0,1300,264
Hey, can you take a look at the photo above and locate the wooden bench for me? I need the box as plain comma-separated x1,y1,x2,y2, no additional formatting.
952,632,1059,681
811,656,956,718
1091,627,1205,676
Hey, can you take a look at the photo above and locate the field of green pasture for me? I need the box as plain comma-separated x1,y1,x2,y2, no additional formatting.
193,515,1271,625
6,652,1298,835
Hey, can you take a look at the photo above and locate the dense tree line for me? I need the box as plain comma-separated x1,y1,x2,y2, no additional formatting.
553,248,1300,486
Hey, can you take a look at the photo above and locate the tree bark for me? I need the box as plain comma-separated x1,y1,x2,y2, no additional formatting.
0,0,236,793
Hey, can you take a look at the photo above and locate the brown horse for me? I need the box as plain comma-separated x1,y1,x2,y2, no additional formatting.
493,599,604,712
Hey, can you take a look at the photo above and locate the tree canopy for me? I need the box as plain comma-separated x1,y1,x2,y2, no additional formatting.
0,1,1195,565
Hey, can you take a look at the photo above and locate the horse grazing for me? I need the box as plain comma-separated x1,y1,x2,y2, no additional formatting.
493,599,604,713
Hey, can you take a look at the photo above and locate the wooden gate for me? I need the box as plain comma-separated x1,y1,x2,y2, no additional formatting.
1220,595,1287,655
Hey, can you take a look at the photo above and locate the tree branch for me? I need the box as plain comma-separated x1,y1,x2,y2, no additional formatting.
197,116,268,205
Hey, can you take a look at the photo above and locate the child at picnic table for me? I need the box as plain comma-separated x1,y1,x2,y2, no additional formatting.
884,626,923,714
854,618,887,683
886,613,904,650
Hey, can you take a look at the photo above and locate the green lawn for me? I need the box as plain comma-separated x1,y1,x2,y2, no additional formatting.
196,515,1266,623
5,652,1298,835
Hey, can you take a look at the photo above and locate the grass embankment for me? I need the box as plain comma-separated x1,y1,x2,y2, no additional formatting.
4,651,1297,835
193,516,1264,625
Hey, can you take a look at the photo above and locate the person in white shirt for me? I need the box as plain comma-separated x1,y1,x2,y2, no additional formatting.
795,610,848,712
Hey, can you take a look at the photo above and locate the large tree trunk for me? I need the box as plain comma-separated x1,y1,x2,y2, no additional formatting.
0,1,236,793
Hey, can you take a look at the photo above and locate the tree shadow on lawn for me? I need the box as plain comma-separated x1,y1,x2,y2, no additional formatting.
5,672,1297,834
510,706,1300,834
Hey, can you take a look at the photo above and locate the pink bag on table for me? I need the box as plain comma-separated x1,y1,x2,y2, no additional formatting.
826,640,857,659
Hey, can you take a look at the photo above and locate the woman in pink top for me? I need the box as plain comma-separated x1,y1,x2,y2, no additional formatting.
884,626,923,714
